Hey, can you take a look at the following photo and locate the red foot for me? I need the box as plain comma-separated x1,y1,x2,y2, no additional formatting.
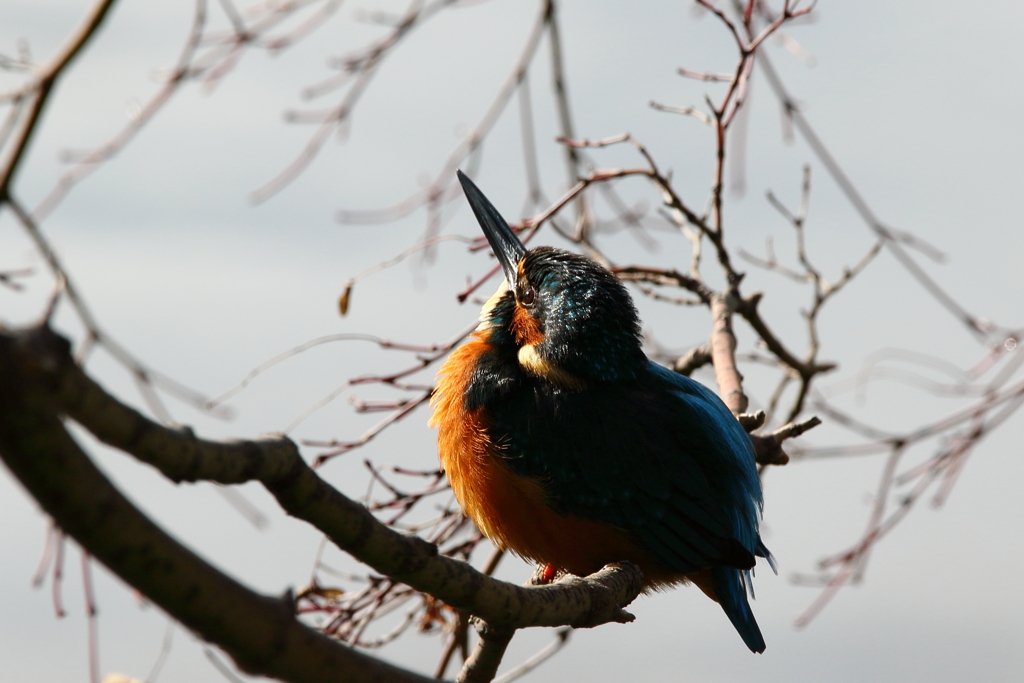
540,563,557,584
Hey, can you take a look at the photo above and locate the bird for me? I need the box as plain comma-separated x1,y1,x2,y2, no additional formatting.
429,170,774,653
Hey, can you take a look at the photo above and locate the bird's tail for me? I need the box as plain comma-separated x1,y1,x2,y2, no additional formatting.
711,565,766,654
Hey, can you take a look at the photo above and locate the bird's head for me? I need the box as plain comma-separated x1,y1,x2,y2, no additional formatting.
458,171,644,387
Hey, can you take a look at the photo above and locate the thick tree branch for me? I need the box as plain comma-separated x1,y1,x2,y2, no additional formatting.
0,324,644,678
455,562,622,683
709,290,748,415
456,619,515,683
0,327,435,683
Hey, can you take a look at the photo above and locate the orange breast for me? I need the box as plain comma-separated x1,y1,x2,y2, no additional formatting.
430,333,690,588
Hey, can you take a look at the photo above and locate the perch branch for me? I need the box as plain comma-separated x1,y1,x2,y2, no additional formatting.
0,325,645,657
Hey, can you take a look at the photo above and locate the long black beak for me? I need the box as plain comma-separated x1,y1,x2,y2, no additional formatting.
457,170,526,290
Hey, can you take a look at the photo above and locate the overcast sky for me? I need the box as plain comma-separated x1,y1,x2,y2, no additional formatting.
2,1,1023,682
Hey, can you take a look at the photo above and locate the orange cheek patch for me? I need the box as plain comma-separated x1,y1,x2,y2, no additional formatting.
511,305,544,346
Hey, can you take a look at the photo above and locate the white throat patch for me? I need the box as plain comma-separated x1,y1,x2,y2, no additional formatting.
517,344,585,391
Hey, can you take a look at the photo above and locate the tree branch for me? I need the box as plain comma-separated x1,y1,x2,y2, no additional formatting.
735,291,835,379
672,345,712,376
750,416,822,466
0,0,119,197
0,324,645,682
709,290,748,414
0,327,436,683
456,619,515,683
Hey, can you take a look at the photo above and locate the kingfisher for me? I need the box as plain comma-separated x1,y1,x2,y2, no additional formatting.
430,171,774,652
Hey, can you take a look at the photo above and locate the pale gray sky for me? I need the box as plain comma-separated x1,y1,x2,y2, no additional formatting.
2,1,1023,681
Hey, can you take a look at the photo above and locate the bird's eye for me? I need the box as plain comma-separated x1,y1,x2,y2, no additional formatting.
520,287,536,307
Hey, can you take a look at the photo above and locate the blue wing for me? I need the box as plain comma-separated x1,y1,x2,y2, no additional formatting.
643,362,765,552
487,361,769,569
485,360,772,651
645,363,773,652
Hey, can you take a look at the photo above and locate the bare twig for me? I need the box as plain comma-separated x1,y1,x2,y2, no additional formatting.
244,0,449,203
0,267,33,290
751,415,821,466
332,0,551,238
491,628,571,683
0,0,119,197
755,48,994,339
672,345,713,376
